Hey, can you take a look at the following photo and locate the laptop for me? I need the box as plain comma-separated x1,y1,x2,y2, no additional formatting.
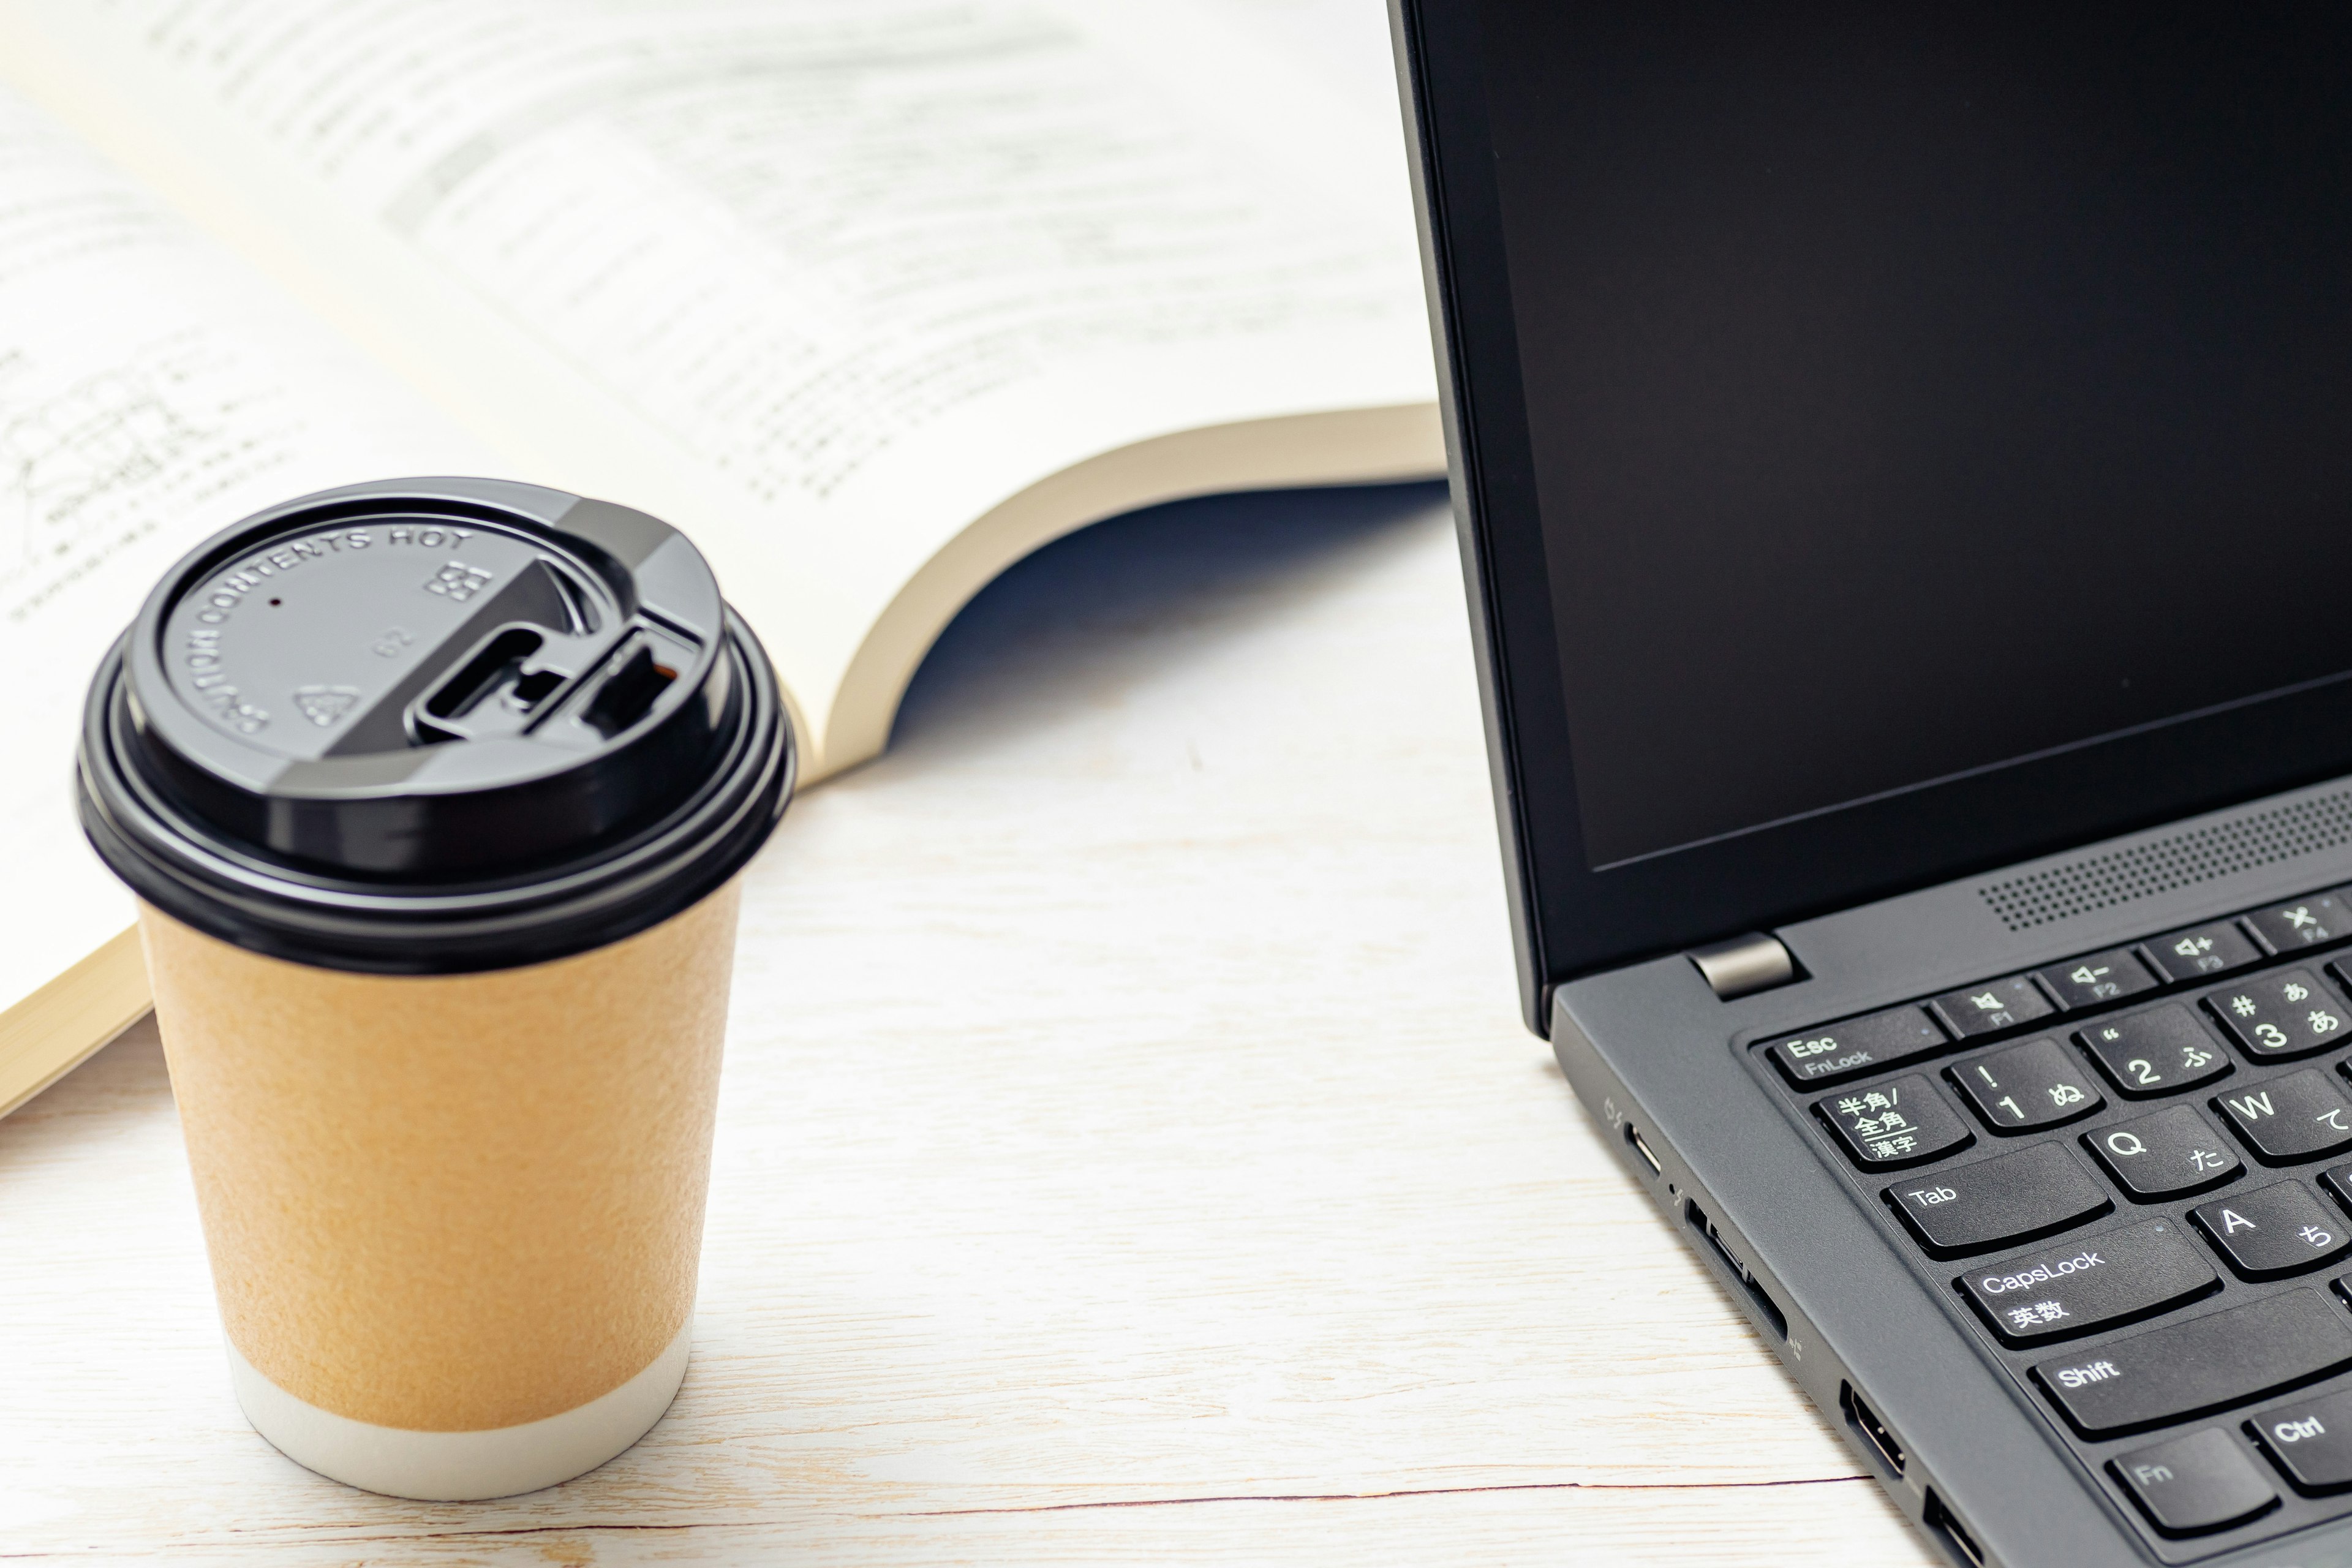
1392,8,2352,1565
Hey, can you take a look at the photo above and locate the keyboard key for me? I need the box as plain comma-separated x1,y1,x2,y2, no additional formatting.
1763,1006,1948,1087
2078,1006,2232,1098
2204,968,2351,1060
1813,1075,1972,1167
2037,947,2159,1010
1959,1218,2215,1344
1929,976,2055,1039
1884,1144,2109,1258
2032,1289,2352,1437
2247,1387,2352,1493
2321,1166,2352,1213
2247,895,2352,954
2214,1070,2352,1164
2192,1181,2352,1278
2141,921,2265,983
2084,1106,2243,1199
2111,1427,2279,1537
1947,1038,2103,1132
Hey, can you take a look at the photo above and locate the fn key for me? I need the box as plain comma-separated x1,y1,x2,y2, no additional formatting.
2112,1428,2278,1536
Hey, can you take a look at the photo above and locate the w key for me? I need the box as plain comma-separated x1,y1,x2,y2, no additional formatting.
2214,1069,2352,1164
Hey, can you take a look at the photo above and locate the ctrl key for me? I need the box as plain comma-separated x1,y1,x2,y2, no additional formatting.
2248,1388,2352,1493
2111,1428,2278,1537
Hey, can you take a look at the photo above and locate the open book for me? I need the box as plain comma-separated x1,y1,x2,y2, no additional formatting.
0,0,1439,1117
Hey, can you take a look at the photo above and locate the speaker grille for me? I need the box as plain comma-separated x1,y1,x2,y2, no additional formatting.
1978,788,2352,932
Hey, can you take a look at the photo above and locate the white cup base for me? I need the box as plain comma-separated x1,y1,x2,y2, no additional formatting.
228,1322,692,1500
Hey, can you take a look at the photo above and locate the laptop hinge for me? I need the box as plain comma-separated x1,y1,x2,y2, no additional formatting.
1688,933,1797,1000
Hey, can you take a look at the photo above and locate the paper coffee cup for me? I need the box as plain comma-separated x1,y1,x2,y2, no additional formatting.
75,478,792,1499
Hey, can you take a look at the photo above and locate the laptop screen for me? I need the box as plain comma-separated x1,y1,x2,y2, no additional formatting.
1474,8,2352,872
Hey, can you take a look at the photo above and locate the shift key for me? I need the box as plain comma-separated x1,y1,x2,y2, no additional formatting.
2035,1290,2352,1438
1959,1218,2217,1344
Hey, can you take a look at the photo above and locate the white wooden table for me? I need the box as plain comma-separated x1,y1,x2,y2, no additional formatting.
0,486,1936,1564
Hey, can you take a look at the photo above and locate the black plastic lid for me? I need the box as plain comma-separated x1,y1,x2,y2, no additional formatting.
75,478,793,973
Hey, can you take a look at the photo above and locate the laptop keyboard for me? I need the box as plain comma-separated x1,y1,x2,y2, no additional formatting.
1754,888,2352,1553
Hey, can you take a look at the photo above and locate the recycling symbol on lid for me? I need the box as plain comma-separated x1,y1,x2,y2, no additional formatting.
292,685,360,728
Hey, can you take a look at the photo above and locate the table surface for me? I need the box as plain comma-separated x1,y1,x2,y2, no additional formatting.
0,485,1936,1565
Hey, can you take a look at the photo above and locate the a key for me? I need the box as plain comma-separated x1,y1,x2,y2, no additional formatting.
2033,1289,2352,1437
2214,1069,2352,1163
2078,1006,2231,1098
1929,976,2055,1039
2191,1181,2352,1278
1763,1006,1948,1087
2141,921,2265,983
1884,1144,2109,1258
1958,1218,2216,1345
1947,1038,2103,1132
2247,895,2352,954
2111,1428,2279,1537
2247,1387,2352,1494
2037,947,2159,1010
2203,969,2350,1061
2082,1106,2243,1199
1812,1075,1972,1167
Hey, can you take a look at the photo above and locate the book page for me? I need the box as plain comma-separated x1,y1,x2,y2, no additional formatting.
0,0,1438,775
0,85,500,1019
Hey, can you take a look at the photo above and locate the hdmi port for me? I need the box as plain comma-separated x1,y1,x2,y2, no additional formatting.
1843,1383,1906,1476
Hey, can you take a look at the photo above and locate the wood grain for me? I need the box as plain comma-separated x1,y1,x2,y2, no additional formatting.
0,486,1935,1564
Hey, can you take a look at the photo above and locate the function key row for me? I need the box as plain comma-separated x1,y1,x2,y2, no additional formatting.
1775,960,2352,1107
1761,890,2352,1089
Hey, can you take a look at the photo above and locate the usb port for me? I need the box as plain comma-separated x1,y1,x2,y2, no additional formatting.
1843,1383,1906,1476
1924,1490,1986,1567
1624,1121,1662,1175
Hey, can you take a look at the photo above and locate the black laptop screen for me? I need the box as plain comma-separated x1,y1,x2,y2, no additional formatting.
1475,7,2352,870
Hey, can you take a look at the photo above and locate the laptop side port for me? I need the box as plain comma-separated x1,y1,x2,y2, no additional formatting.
1924,1489,1988,1568
1624,1121,1662,1175
1841,1382,1906,1476
1683,1199,1789,1340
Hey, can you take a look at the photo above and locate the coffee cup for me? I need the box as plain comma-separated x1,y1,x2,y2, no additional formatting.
75,478,791,1500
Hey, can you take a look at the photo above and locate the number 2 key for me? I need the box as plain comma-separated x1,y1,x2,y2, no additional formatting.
2078,1005,2234,1098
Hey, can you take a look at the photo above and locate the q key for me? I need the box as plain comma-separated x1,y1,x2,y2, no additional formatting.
2082,1105,2243,1199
